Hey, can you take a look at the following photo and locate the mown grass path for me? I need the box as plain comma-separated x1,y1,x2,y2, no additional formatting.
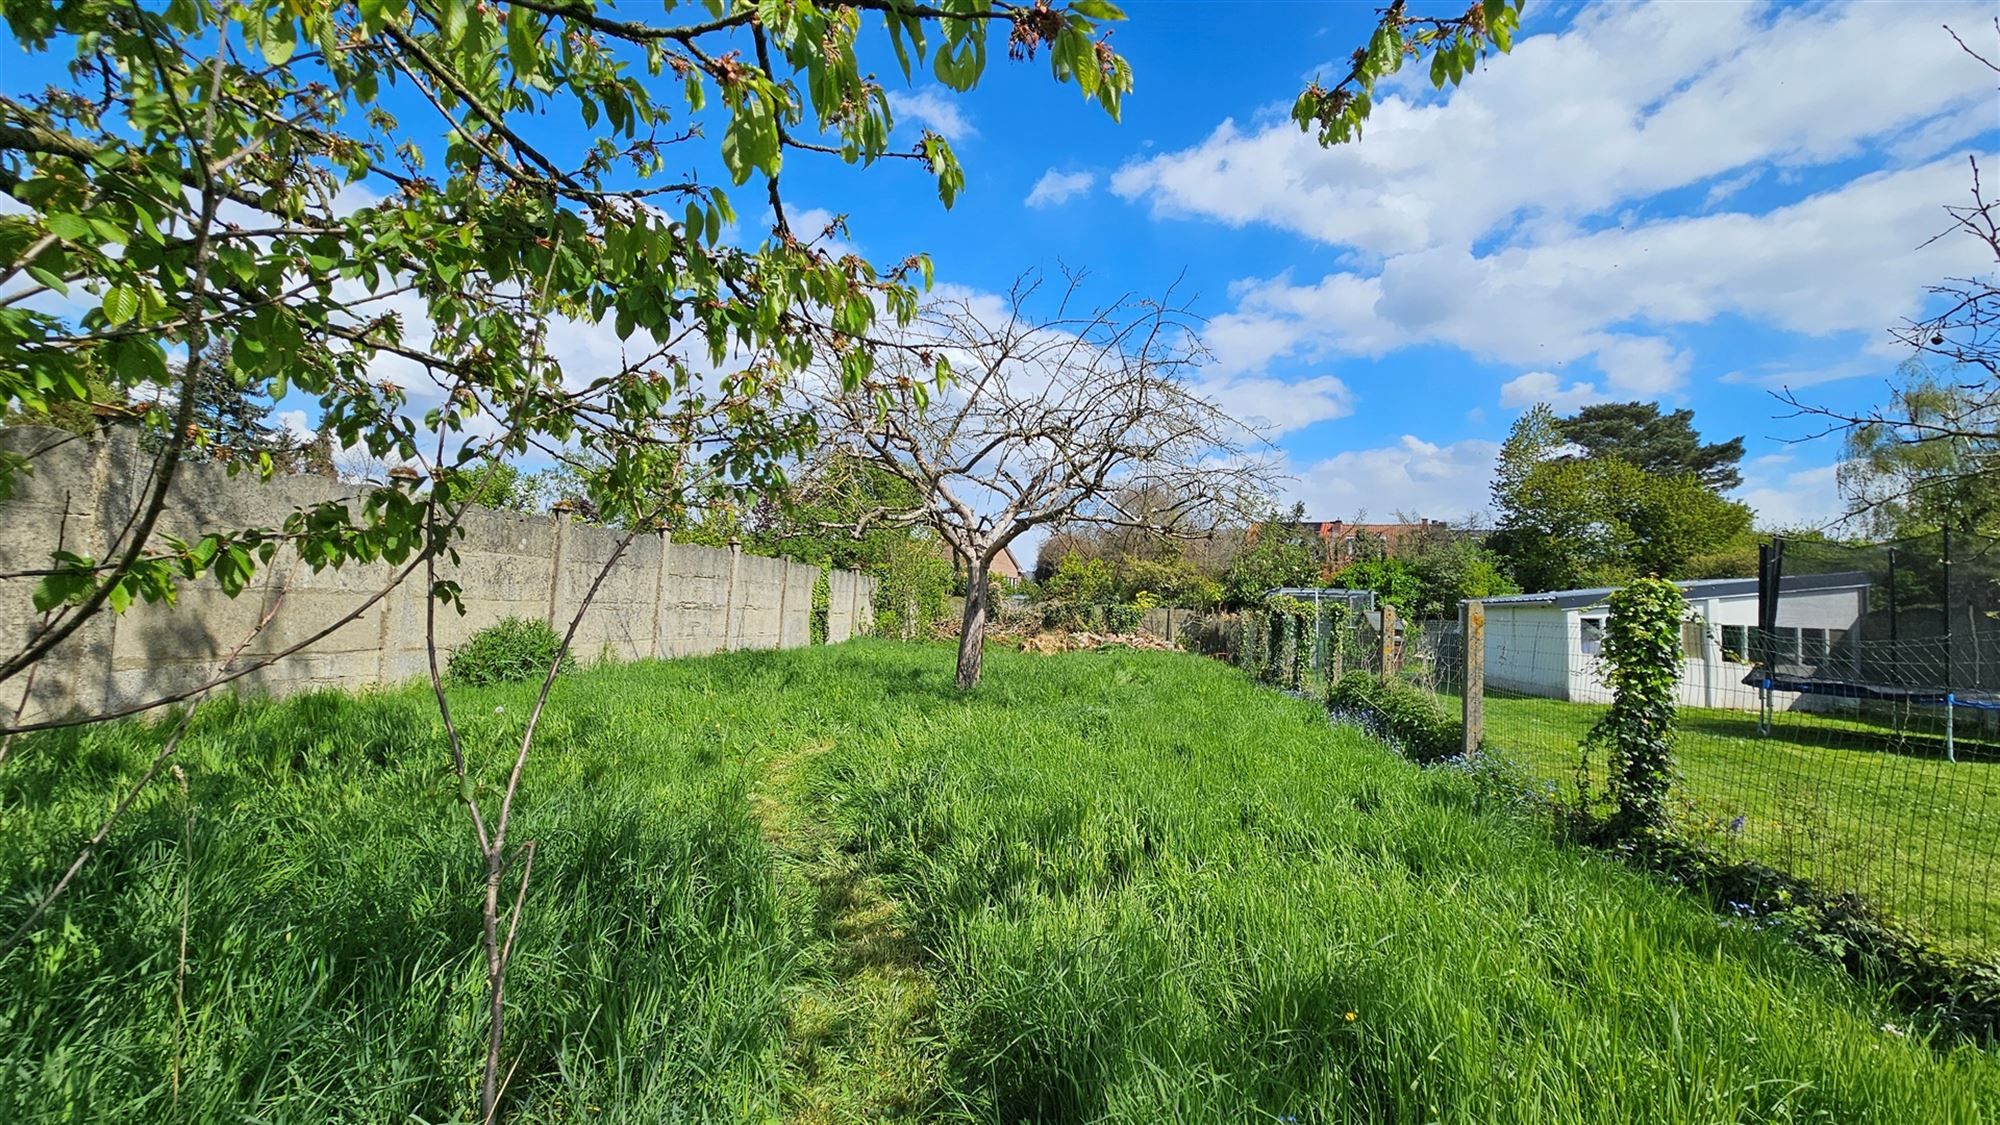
751,739,941,1122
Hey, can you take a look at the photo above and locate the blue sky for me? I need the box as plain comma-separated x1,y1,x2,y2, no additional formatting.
768,0,1999,530
7,1,1996,535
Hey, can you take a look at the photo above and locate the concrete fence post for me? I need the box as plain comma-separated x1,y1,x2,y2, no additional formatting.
651,529,672,660
776,557,794,649
545,513,570,626
1462,599,1485,757
723,538,742,652
1378,604,1398,685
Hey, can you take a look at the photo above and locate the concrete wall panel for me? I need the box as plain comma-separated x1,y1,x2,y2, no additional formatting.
0,427,875,720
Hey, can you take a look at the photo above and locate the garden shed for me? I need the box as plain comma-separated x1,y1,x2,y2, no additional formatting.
1474,574,1871,711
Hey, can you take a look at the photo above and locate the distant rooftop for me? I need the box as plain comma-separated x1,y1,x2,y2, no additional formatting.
1473,572,1871,611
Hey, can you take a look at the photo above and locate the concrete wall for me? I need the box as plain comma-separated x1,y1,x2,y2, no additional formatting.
0,427,876,722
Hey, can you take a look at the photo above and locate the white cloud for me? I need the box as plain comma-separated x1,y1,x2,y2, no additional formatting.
1195,372,1353,437
886,87,975,141
1499,371,1607,412
1281,436,1500,523
273,409,316,440
1025,169,1096,208
1112,1,1994,256
1111,2,1997,408
1196,154,1992,398
1734,460,1844,530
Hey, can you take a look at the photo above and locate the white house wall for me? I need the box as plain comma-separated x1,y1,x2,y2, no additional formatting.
1568,591,1865,712
1481,604,1573,698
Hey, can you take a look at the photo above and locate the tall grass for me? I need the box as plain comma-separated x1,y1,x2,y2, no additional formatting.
806,643,2000,1123
1,640,1994,1122
0,657,808,1122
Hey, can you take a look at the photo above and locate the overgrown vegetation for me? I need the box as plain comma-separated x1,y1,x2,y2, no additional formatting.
4,642,1994,1121
1328,669,1463,764
809,567,832,646
0,663,794,1121
446,617,575,688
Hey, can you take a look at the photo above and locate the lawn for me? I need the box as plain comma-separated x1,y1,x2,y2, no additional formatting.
1479,690,2000,956
0,640,1994,1122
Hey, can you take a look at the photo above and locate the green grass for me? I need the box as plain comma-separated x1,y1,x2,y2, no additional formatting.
2,640,1996,1122
1479,691,2000,956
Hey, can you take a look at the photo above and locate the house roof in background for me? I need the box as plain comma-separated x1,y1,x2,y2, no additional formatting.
1474,572,1872,612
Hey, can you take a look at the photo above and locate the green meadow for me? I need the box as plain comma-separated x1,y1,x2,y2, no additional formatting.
1,640,1994,1122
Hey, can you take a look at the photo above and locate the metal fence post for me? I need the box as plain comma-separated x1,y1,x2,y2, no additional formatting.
1462,599,1485,757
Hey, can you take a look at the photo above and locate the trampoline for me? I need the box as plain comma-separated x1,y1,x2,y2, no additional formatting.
1749,531,2000,760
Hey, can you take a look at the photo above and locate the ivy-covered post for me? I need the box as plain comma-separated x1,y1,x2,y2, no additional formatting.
1591,578,1687,836
1461,599,1485,758
809,567,832,646
1290,612,1307,690
1265,606,1285,683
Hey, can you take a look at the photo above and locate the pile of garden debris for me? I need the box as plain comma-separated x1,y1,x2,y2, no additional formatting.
1011,630,1177,655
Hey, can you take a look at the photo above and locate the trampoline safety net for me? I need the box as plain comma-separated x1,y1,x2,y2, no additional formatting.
1756,532,2000,707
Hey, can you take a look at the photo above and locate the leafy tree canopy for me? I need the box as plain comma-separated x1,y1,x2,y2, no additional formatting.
1839,360,2000,540
1222,504,1323,607
746,452,932,571
1490,454,1752,593
1333,533,1517,619
1556,401,1746,491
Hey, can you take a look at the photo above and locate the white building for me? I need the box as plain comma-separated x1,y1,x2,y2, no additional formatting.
1475,574,1871,712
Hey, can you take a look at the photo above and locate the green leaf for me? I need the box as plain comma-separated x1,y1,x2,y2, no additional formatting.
261,17,297,66
1071,0,1126,19
507,7,537,76
44,213,90,242
32,569,93,613
104,334,169,385
100,286,139,326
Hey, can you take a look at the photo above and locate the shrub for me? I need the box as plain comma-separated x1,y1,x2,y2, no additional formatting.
1038,600,1088,632
448,617,575,687
1102,603,1144,633
1328,670,1461,764
810,567,831,645
873,539,954,640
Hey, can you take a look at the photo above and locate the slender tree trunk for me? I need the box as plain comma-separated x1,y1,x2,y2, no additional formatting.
956,562,990,690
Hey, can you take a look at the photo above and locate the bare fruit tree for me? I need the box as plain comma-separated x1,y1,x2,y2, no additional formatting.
1779,152,2000,533
809,274,1275,689
1778,26,2000,536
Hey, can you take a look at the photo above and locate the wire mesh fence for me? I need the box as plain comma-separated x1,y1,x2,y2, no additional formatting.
1215,591,2000,958
1459,612,1997,958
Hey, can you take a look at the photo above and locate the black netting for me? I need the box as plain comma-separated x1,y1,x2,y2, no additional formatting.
1762,532,2000,701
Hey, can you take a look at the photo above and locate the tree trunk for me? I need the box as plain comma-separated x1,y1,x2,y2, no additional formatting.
955,563,989,690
